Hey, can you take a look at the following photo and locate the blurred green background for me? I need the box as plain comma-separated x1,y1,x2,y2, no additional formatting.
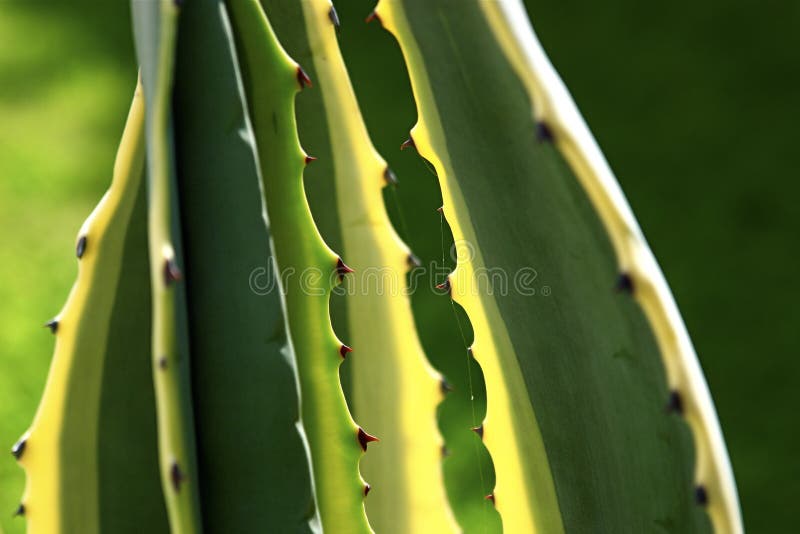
0,1,797,533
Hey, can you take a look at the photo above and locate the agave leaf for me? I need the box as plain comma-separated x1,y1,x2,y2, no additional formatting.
260,0,456,531
14,83,168,533
131,2,203,532
171,0,316,530
226,1,371,531
375,0,740,532
479,3,742,532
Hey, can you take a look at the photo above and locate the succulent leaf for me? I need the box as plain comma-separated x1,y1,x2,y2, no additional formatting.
226,1,371,531
15,83,168,533
260,0,456,531
479,3,743,532
171,1,317,531
375,0,740,532
131,2,203,531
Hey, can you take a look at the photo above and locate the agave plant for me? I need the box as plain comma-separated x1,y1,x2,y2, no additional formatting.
9,0,742,533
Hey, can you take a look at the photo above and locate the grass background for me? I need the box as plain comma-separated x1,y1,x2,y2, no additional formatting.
0,1,797,532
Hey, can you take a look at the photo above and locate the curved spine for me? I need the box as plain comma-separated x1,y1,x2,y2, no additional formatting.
226,1,371,531
479,2,742,533
296,1,455,531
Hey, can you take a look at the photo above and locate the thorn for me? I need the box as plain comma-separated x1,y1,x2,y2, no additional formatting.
615,272,634,294
436,278,451,295
339,344,353,359
383,167,398,186
471,424,484,439
436,206,444,214
400,137,415,151
296,66,313,89
336,257,354,282
170,462,184,492
694,485,708,506
406,253,422,268
44,319,58,334
159,356,168,370
11,437,26,461
164,258,182,286
13,504,24,517
439,378,453,395
666,390,683,414
363,483,371,497
536,121,554,143
467,346,474,357
365,11,381,24
329,6,340,29
304,155,317,165
357,427,379,451
76,236,87,259
441,445,451,457
485,493,496,505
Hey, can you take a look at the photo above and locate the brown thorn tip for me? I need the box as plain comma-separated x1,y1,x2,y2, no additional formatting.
695,485,708,506
615,272,634,294
159,356,168,370
363,483,371,497
336,257,354,281
383,167,398,186
304,155,317,165
441,445,451,457
365,11,380,24
296,66,312,89
485,493,496,505
400,137,415,151
164,258,182,286
44,319,58,334
666,390,683,414
436,278,451,295
339,344,352,359
76,235,87,258
357,427,379,451
471,424,484,439
436,206,444,214
440,378,453,395
11,437,26,460
329,6,340,29
407,253,422,268
170,462,184,492
536,121,554,143
13,504,24,517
